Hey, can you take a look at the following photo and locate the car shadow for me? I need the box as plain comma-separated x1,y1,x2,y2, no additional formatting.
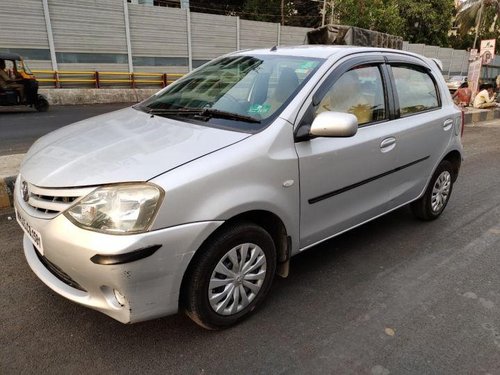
45,205,440,342
0,106,37,114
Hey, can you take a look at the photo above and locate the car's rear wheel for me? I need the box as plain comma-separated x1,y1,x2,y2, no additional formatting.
183,222,276,329
411,160,454,221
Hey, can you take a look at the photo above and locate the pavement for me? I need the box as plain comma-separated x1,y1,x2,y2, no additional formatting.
0,105,499,210
2,117,500,373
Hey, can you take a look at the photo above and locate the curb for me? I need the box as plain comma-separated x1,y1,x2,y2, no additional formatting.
463,108,500,125
40,88,158,106
0,176,16,210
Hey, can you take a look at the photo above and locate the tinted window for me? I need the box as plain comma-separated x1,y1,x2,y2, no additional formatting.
392,65,439,116
315,65,386,126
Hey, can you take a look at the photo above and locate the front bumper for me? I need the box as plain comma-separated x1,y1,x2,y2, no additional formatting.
15,186,222,323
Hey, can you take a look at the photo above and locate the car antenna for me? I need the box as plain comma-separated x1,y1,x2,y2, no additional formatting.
270,45,278,52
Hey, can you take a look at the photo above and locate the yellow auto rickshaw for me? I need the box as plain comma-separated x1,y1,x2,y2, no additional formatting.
0,52,49,112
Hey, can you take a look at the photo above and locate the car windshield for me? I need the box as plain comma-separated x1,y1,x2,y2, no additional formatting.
137,54,324,132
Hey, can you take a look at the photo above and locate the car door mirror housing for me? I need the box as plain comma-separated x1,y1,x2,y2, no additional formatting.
310,111,358,138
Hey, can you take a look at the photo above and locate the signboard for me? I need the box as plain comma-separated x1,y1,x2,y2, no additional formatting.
480,39,496,65
469,49,478,61
180,0,190,9
467,59,482,96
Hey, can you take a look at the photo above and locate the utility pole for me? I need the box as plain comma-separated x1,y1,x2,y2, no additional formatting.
321,0,326,26
473,0,484,50
329,0,334,25
281,0,285,25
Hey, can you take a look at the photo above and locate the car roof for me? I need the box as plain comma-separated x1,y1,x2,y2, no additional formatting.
0,52,22,60
234,45,417,59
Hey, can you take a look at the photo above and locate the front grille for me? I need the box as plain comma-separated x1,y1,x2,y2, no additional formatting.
34,245,87,292
18,177,96,219
30,193,78,215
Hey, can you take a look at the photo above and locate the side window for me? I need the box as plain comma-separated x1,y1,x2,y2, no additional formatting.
391,65,439,116
315,65,386,126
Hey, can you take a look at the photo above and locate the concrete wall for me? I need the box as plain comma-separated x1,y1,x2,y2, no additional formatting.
2,0,492,80
403,42,471,77
0,0,307,76
39,88,158,104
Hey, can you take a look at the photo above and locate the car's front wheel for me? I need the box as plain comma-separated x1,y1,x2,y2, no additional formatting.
411,160,454,221
183,222,276,329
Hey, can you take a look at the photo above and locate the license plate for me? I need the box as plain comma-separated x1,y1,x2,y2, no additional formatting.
16,208,44,255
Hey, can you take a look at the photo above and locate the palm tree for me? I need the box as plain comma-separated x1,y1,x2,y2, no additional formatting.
456,0,500,48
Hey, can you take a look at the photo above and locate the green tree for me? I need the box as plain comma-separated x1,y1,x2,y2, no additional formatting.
189,0,245,15
455,0,500,51
335,0,454,45
336,0,405,36
398,0,455,45
286,0,322,28
456,0,499,34
190,0,457,47
241,0,281,23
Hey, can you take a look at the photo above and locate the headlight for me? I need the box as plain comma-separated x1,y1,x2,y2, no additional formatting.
65,183,164,234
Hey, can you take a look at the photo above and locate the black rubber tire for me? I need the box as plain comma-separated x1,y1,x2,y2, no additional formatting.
183,222,276,330
411,160,454,221
35,95,49,112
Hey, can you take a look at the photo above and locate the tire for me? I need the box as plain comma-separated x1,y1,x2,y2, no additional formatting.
411,160,454,221
35,95,49,112
183,222,277,330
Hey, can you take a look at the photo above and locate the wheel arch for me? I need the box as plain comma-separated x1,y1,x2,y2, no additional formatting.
442,149,462,182
179,210,292,309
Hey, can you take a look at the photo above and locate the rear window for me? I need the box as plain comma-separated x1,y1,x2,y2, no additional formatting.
392,65,439,116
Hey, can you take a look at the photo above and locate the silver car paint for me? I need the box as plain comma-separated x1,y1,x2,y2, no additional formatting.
21,107,249,187
15,46,463,323
149,117,300,250
15,181,224,323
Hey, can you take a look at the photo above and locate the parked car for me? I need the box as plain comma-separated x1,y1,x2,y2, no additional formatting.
14,46,463,329
446,75,467,92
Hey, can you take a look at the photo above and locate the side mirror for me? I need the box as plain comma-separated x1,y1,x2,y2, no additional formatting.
310,111,358,138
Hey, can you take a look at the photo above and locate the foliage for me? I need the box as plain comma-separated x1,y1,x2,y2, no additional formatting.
336,0,405,36
336,0,454,45
189,0,457,46
454,0,500,52
456,0,500,34
398,0,455,45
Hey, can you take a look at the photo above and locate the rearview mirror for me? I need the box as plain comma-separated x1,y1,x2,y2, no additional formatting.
310,111,358,138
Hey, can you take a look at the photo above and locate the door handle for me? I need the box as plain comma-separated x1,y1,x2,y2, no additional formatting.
443,119,453,131
380,137,396,152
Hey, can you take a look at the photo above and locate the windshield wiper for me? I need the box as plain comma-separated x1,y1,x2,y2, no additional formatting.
145,107,261,124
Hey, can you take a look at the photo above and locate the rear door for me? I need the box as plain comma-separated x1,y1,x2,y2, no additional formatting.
382,54,459,209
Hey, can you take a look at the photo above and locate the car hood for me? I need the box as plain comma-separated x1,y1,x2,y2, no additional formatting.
21,107,250,187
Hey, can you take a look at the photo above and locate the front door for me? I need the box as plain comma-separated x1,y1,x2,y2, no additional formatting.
295,60,400,249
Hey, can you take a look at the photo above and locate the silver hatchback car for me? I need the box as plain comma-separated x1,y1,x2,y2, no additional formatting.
15,46,463,329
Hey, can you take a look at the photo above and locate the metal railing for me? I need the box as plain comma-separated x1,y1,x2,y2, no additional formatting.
32,70,184,88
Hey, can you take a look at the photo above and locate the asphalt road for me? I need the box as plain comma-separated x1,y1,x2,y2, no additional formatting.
1,113,500,374
0,104,131,156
